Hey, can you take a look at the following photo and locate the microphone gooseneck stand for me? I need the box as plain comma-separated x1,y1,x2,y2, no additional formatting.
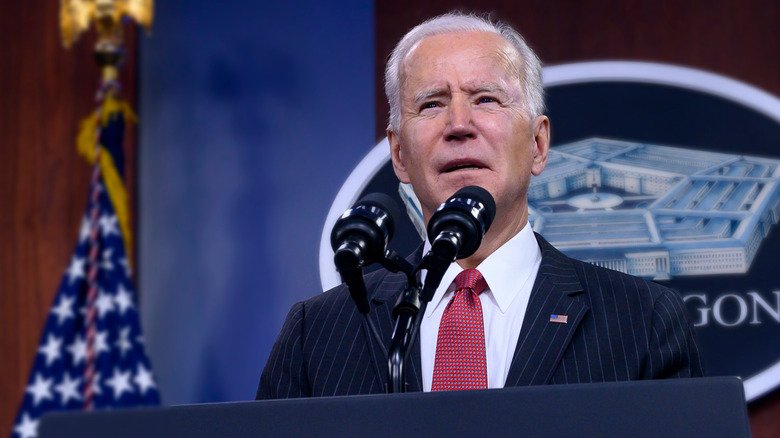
385,249,454,393
343,248,423,394
386,270,422,393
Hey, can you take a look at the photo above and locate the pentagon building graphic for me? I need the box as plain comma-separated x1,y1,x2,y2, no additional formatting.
529,138,780,280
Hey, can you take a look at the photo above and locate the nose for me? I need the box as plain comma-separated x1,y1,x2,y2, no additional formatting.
444,96,476,141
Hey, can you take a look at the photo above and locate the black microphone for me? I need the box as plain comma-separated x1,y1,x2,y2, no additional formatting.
330,193,400,313
420,186,495,302
427,185,495,259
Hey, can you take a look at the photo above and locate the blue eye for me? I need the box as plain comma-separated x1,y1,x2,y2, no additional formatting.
421,102,439,110
478,96,496,104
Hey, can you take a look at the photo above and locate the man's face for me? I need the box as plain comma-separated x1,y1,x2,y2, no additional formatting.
388,31,549,228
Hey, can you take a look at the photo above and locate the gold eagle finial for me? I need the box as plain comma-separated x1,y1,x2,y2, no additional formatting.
60,0,154,50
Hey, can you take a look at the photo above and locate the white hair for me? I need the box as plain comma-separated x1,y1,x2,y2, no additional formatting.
384,12,545,133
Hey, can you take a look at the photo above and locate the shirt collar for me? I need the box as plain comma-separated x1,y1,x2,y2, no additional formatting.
423,222,541,317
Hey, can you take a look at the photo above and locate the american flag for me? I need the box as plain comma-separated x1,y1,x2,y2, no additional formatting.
11,183,160,438
550,314,569,324
11,100,160,437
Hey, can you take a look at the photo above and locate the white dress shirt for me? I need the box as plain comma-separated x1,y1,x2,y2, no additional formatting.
420,222,542,391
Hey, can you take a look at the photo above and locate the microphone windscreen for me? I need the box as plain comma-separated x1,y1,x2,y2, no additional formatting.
451,186,495,230
354,192,401,239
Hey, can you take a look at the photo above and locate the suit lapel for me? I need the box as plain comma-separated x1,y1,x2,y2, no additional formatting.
406,326,423,392
504,233,589,386
364,294,394,392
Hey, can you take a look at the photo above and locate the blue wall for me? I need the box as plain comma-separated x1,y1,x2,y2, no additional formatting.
139,1,374,404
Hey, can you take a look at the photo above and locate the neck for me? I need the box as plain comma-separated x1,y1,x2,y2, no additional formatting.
455,205,528,270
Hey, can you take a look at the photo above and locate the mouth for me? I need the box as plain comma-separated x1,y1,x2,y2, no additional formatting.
441,159,487,173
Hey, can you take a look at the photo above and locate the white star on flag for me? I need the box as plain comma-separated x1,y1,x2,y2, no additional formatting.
13,413,38,438
37,334,63,367
26,373,54,406
95,290,116,318
91,371,103,396
78,215,91,243
99,214,120,237
101,248,114,271
114,284,134,315
65,256,85,285
105,367,134,399
134,364,157,395
116,327,133,357
67,335,87,365
54,372,82,405
96,330,110,355
50,295,75,325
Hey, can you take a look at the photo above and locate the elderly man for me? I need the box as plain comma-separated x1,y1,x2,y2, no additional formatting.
257,12,703,399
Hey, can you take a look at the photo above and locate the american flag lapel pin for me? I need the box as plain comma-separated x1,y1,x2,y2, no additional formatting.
550,314,568,324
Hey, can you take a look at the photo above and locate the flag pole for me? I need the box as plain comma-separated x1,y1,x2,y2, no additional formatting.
61,0,153,413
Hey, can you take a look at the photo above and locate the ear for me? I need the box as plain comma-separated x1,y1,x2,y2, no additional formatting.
387,128,411,183
530,115,550,176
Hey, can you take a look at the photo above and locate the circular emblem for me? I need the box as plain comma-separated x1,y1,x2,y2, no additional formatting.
320,61,780,401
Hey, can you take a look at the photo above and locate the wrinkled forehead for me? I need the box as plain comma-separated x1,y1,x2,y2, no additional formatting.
399,31,523,93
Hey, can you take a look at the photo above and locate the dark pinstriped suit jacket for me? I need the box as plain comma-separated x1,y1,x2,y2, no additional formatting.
257,233,704,399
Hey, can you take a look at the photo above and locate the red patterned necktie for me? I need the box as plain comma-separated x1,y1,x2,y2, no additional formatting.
431,268,488,391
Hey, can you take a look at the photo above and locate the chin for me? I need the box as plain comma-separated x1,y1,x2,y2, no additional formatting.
441,169,489,185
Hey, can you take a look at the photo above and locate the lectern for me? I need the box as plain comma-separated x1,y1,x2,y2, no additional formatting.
39,377,751,438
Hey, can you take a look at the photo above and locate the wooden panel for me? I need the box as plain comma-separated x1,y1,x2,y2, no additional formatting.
0,0,137,433
376,1,780,437
752,389,780,438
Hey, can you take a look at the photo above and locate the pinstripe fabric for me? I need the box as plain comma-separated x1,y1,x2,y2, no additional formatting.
256,233,704,399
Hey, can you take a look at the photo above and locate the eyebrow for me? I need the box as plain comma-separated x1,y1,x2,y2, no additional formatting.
412,83,511,106
469,84,509,95
413,88,449,106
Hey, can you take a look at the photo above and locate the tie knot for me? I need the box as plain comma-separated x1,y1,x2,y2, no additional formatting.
454,269,487,295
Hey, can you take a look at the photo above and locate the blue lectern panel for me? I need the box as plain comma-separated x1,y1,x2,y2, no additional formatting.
39,377,750,438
